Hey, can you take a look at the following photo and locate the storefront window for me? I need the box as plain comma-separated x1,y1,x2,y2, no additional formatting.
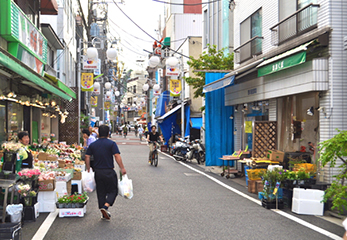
0,102,6,143
8,102,23,141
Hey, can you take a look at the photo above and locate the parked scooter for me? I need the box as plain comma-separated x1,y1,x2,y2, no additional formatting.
172,137,189,161
186,139,205,164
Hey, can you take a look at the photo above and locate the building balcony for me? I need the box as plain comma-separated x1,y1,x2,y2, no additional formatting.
234,36,263,64
270,3,320,46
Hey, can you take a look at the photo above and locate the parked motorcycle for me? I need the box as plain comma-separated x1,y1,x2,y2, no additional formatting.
186,139,205,164
172,137,189,161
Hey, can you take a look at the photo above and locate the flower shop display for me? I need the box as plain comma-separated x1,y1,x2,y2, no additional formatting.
17,183,37,207
56,193,89,218
1,142,22,174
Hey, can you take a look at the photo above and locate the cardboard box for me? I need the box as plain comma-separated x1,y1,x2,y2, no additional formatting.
58,160,65,168
248,180,256,193
38,179,55,191
47,155,58,161
38,152,48,160
72,171,82,180
266,150,285,162
255,180,264,194
67,180,72,195
59,205,86,218
55,173,72,182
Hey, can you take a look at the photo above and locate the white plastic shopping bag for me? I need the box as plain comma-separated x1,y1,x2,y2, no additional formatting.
118,174,133,199
82,171,96,192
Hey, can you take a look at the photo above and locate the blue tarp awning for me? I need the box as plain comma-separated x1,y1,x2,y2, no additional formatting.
190,117,202,129
205,72,234,166
203,74,235,93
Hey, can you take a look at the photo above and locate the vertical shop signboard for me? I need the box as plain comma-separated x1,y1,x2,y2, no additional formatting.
90,96,98,107
0,0,48,75
81,73,94,92
169,79,181,97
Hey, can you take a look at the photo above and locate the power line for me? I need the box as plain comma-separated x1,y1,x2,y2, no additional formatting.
152,0,221,5
112,0,191,59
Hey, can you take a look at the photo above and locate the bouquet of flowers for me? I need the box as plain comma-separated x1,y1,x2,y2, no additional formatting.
1,142,22,153
17,183,37,206
18,169,41,182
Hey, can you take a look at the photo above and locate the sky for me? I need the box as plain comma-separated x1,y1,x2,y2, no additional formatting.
106,0,165,71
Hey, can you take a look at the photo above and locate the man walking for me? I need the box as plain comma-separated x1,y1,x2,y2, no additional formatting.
85,124,127,220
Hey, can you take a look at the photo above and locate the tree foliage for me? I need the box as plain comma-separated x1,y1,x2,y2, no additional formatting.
318,129,347,214
185,44,234,99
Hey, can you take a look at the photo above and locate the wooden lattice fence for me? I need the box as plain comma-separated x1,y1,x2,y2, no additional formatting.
253,121,277,158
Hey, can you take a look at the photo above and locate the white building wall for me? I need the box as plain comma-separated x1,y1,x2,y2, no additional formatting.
172,14,202,51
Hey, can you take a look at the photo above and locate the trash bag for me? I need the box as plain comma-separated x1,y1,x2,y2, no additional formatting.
82,171,96,192
6,204,23,223
118,174,133,199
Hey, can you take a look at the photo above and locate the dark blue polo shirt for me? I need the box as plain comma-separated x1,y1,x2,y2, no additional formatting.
86,138,120,169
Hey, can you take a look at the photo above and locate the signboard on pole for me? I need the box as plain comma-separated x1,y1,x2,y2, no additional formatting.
169,79,181,97
82,56,98,69
104,102,110,110
81,73,94,91
166,65,179,76
94,59,101,75
90,96,98,107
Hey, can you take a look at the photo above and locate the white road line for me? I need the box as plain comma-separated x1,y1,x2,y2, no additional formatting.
31,209,59,240
160,151,342,240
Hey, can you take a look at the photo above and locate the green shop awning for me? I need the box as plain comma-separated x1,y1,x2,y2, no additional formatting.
44,72,76,99
0,51,72,101
257,41,313,77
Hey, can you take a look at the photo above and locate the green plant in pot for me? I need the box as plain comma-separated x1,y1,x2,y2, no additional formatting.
318,129,347,214
259,169,286,201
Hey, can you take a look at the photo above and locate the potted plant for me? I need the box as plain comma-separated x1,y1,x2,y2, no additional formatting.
17,183,37,206
56,192,89,209
259,169,286,209
318,129,347,214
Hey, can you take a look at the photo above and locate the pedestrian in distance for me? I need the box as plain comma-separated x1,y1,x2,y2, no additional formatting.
147,125,163,163
123,125,128,138
134,124,138,137
85,124,127,220
138,125,144,141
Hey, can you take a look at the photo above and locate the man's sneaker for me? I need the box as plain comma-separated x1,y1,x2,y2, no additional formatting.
100,208,111,220
148,159,151,164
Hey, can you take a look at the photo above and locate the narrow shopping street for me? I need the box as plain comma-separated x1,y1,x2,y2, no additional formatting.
20,132,344,240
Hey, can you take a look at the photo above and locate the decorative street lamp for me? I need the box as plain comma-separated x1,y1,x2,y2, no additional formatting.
142,83,149,91
148,56,160,68
153,84,160,92
105,82,112,90
106,48,117,60
166,56,179,67
86,47,98,60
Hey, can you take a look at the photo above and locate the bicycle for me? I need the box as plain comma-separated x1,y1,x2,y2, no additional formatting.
149,141,160,167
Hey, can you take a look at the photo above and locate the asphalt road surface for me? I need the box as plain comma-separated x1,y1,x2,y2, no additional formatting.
22,133,345,240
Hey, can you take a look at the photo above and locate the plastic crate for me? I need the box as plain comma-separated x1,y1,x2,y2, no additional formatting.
0,222,21,240
247,169,266,180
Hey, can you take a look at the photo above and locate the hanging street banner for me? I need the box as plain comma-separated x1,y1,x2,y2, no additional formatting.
170,79,181,97
90,96,98,107
166,64,179,76
94,59,101,75
81,73,94,91
105,95,111,102
104,102,110,110
82,56,98,69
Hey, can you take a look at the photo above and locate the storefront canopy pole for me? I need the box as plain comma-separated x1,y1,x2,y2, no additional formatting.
0,51,72,101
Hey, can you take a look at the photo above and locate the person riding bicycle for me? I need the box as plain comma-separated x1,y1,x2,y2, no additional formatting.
147,125,163,163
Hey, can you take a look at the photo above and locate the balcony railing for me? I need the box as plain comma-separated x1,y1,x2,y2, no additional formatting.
270,3,320,46
234,36,263,64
